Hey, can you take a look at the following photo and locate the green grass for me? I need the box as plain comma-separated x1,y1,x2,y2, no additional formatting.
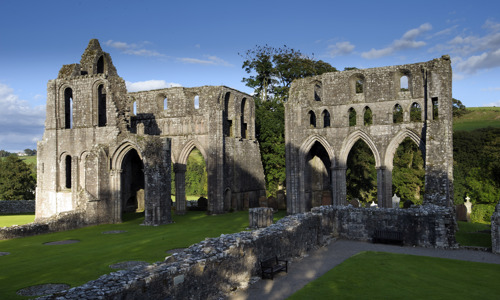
18,156,37,165
0,214,35,227
455,221,492,248
0,210,288,299
454,107,500,131
288,251,500,300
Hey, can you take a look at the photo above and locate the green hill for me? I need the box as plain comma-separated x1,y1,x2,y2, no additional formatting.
454,107,500,131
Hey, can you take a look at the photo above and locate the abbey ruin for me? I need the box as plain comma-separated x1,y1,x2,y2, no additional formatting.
35,39,266,225
285,56,453,213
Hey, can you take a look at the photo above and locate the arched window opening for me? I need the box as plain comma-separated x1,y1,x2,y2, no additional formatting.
314,84,322,101
64,88,73,129
164,97,168,110
186,148,207,202
241,98,248,138
98,84,107,127
133,101,137,115
65,155,72,189
392,138,424,206
410,102,422,122
432,97,439,120
348,107,356,126
400,75,409,91
223,93,233,137
393,104,403,124
97,56,104,74
356,78,364,94
346,140,377,206
194,95,199,109
308,111,316,128
322,110,331,128
364,106,373,126
305,142,332,210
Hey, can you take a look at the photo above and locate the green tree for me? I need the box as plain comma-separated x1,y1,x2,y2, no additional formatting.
0,150,12,157
452,98,467,118
392,138,425,205
346,140,377,205
241,45,337,195
0,155,36,200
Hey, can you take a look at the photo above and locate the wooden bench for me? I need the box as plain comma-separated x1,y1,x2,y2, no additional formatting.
372,230,404,246
260,256,288,280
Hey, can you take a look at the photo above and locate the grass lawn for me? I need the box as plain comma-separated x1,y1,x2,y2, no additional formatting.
454,107,500,131
455,221,492,248
0,214,35,227
0,210,284,299
288,251,500,300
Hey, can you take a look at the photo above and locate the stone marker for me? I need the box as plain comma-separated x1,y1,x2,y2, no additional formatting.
392,194,401,208
249,207,273,228
464,196,472,222
370,201,378,208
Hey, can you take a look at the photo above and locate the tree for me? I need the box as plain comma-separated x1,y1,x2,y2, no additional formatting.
240,45,337,102
0,150,12,157
241,45,337,195
346,140,377,205
392,138,425,205
0,155,36,200
452,98,467,118
24,149,37,156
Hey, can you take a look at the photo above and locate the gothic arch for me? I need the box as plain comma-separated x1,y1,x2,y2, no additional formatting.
339,130,381,168
111,140,143,170
384,128,424,170
299,134,336,166
176,139,207,165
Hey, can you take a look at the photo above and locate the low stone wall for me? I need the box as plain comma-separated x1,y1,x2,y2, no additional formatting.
0,211,94,240
491,203,500,254
0,200,35,214
36,205,457,299
314,205,457,248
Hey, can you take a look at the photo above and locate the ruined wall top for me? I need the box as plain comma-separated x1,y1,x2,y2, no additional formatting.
58,39,118,78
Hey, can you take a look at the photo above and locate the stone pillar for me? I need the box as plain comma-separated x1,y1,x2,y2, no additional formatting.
110,169,122,223
377,166,392,208
174,164,187,215
249,207,273,228
332,166,347,206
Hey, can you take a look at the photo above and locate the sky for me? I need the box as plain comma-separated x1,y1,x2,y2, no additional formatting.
1,0,499,152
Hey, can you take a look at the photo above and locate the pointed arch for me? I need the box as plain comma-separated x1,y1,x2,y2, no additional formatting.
339,130,381,168
176,139,208,165
111,140,143,170
299,134,335,167
384,128,424,170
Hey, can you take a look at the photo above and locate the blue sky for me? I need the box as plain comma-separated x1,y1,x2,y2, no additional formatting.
1,0,499,151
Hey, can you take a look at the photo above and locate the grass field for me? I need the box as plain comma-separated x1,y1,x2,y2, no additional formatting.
455,221,492,248
0,214,35,227
453,107,500,131
0,210,285,299
289,251,500,299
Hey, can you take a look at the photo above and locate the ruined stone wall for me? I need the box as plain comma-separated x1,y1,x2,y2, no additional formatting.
0,200,35,214
36,206,456,299
286,56,453,214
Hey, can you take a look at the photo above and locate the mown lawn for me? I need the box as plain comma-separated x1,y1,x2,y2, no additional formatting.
289,251,500,300
0,214,35,228
0,210,284,299
455,221,492,248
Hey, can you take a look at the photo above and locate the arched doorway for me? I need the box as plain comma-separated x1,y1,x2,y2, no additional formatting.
120,149,145,214
346,139,377,207
392,137,425,206
305,141,331,210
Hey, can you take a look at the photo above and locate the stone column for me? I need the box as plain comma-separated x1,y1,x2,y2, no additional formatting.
174,163,187,215
377,166,392,208
332,166,347,206
249,207,273,228
110,169,122,223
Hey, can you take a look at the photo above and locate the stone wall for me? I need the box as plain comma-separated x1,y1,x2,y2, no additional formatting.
37,205,456,299
492,203,500,254
0,211,91,240
0,200,35,214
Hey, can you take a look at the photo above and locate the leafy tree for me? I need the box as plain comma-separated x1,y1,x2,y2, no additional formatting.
346,140,377,205
0,155,36,200
0,150,12,157
392,138,425,205
240,45,337,102
185,149,207,197
452,98,467,118
24,149,37,156
241,45,337,195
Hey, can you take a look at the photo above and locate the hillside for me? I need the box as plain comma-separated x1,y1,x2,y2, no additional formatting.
453,107,500,131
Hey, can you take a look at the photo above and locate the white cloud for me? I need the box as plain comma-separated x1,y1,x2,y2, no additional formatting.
327,41,355,57
481,87,500,92
0,83,45,151
104,40,164,57
455,49,500,74
484,100,500,107
178,55,233,67
126,80,181,92
362,23,432,59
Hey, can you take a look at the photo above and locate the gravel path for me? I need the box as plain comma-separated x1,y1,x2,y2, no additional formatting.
228,239,500,300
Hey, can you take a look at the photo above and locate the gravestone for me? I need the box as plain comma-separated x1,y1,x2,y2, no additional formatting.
370,201,378,208
349,198,360,208
276,190,286,210
464,196,472,222
249,207,273,228
197,197,208,211
392,194,401,208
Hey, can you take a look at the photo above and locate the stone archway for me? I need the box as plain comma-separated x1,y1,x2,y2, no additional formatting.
120,149,145,214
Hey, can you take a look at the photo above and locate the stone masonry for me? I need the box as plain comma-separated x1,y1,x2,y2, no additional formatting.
36,39,265,226
285,56,453,213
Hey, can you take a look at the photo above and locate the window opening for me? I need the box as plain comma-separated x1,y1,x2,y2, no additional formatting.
97,56,104,74
65,155,72,189
314,84,322,101
64,88,73,129
194,95,199,109
98,85,107,127
410,102,422,122
400,75,409,91
164,97,168,110
355,78,364,94
432,97,439,120
323,110,330,127
393,104,403,124
364,106,373,126
133,101,137,115
309,111,316,128
349,107,356,126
